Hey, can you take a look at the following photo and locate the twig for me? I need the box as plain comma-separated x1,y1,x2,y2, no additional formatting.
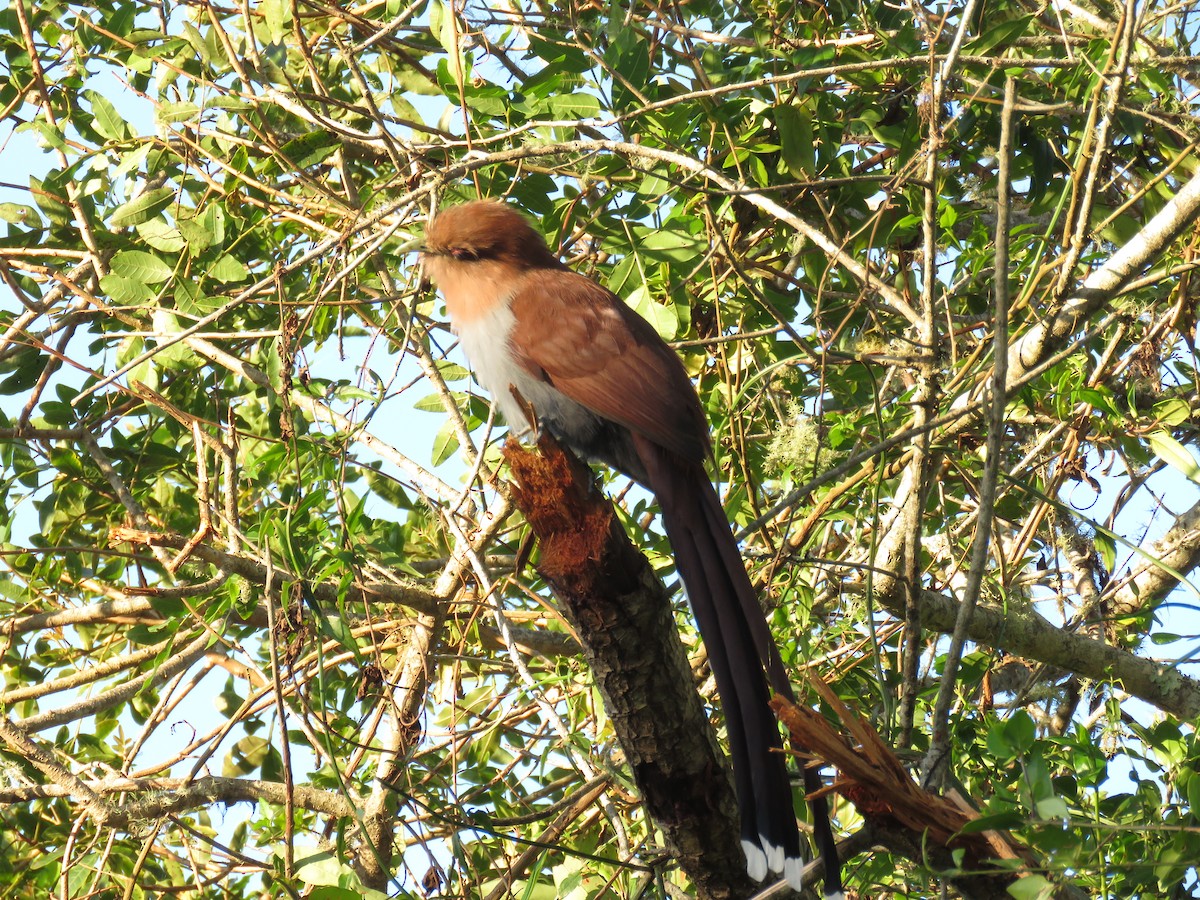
922,76,1017,790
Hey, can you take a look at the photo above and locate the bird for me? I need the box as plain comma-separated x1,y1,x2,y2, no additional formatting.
421,198,842,896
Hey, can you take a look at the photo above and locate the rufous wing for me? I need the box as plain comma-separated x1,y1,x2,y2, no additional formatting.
506,268,710,464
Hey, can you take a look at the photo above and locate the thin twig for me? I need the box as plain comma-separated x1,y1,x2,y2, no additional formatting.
922,77,1016,789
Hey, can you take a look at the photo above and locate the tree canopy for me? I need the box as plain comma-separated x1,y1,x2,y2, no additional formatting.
2,0,1200,897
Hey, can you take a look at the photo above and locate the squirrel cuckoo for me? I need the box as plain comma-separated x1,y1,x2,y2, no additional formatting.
422,199,841,896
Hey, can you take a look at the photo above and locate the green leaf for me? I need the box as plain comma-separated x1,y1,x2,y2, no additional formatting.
261,0,292,43
179,21,214,67
110,250,174,284
28,120,68,152
776,102,815,178
318,613,359,652
294,849,346,886
0,579,28,603
544,93,601,118
1006,874,1056,900
260,744,284,782
414,393,452,413
173,280,221,313
215,680,245,716
110,187,175,228
0,202,44,229
1094,530,1116,574
84,89,130,142
99,272,156,305
0,355,46,395
124,623,170,644
1153,397,1192,427
431,420,459,466
277,131,341,170
330,384,376,403
430,1,462,84
637,225,704,262
1187,769,1200,815
362,466,412,510
113,143,153,179
136,219,186,252
292,851,389,900
1150,632,1183,644
177,211,218,252
1148,430,1200,485
436,361,470,382
223,735,270,776
30,174,74,227
307,889,367,900
102,3,136,37
1034,796,1069,821
1075,386,1119,417
190,205,226,250
1002,709,1036,754
625,285,678,340
155,101,201,125
605,28,651,109
1141,67,1175,95
208,254,249,283
966,15,1034,54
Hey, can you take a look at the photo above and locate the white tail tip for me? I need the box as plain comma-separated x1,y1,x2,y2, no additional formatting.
742,839,769,882
783,853,805,890
743,835,806,892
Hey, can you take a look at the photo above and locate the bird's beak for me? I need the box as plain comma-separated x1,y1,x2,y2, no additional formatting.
415,244,434,291
392,235,426,258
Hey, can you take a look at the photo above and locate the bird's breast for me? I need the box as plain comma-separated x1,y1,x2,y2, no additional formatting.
450,292,616,456
453,297,524,403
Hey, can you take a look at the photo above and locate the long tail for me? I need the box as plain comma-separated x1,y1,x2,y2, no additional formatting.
634,436,843,896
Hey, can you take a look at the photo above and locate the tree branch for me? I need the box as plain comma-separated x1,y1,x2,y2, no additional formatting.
501,435,754,900
881,584,1200,719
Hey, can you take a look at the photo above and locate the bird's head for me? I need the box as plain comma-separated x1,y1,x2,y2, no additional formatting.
421,200,560,282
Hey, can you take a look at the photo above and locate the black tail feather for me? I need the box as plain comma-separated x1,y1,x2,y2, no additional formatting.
697,463,845,897
669,498,799,879
633,435,842,895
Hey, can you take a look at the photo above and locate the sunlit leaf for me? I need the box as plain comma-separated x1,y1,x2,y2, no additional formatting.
109,187,174,227
1148,429,1200,484
625,285,678,340
84,89,130,142
110,249,174,283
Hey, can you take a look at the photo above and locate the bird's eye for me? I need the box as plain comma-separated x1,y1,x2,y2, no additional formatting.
449,247,481,261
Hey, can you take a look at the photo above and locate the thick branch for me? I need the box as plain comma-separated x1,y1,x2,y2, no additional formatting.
877,584,1200,719
15,632,212,733
502,436,753,900
774,688,1033,900
1007,170,1200,384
